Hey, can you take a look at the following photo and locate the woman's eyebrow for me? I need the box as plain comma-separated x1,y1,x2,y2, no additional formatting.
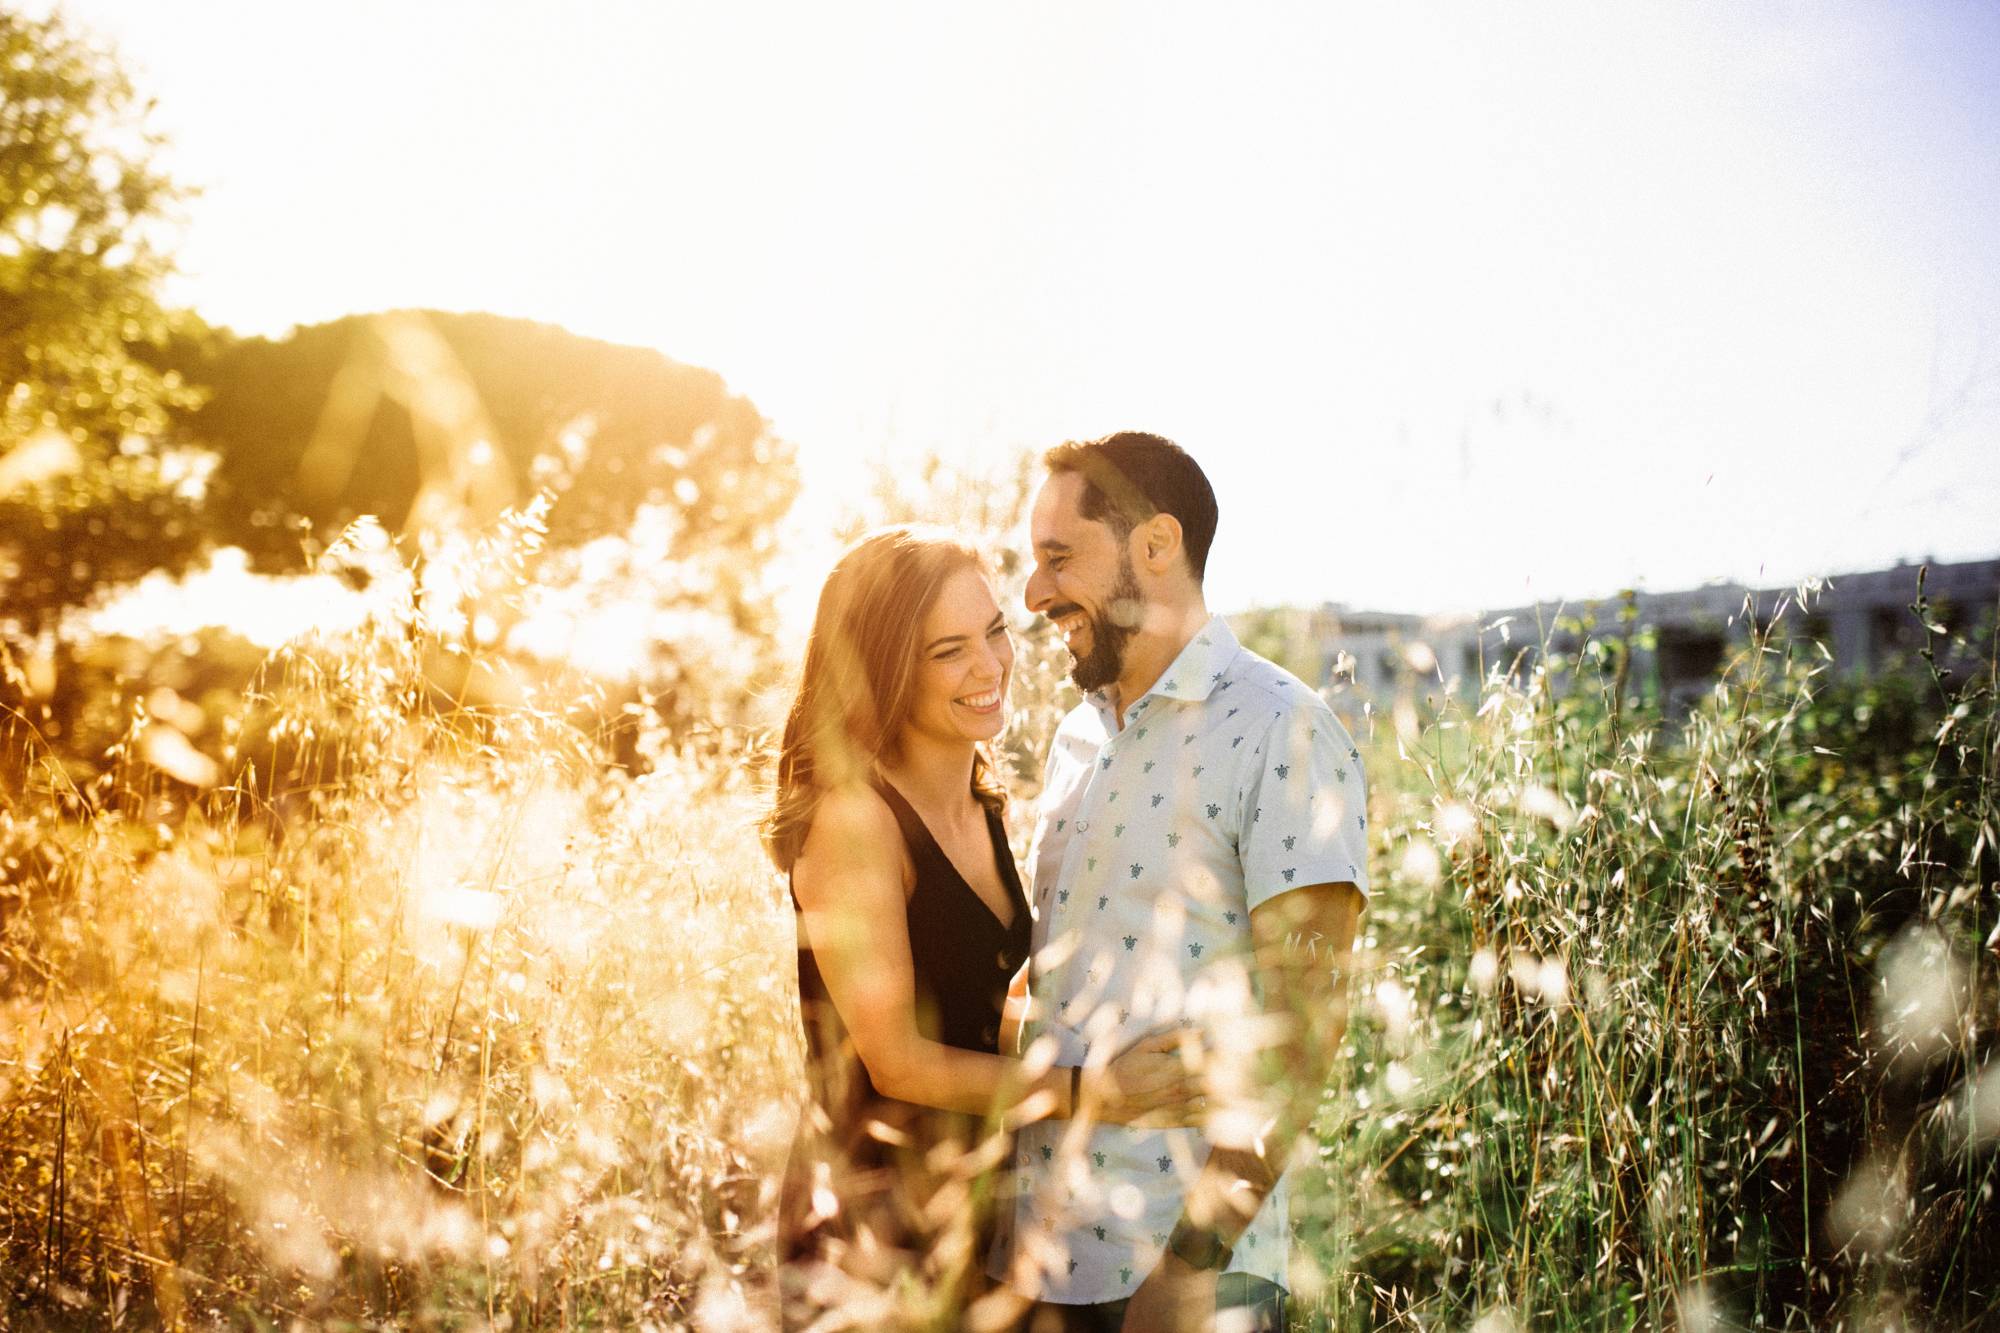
926,614,1005,653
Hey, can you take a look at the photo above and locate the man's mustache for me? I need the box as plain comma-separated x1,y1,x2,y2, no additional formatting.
1043,603,1084,623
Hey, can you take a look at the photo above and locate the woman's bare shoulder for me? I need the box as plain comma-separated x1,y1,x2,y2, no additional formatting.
794,781,908,904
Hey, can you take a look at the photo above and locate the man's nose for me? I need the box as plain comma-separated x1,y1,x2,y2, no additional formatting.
1024,566,1051,613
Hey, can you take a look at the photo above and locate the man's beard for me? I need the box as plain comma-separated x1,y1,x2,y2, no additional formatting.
1063,557,1143,694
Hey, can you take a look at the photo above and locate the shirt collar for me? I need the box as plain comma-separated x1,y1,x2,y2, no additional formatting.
1091,615,1243,727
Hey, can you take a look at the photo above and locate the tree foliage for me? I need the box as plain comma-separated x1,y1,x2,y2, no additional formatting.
177,310,794,584
0,8,193,444
0,9,206,638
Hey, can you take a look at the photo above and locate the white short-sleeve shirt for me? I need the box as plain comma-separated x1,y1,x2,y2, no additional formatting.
994,616,1369,1303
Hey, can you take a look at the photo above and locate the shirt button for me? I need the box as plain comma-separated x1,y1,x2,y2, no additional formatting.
1075,820,1090,832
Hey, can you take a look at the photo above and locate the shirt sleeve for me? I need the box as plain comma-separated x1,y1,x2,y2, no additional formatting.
1239,699,1370,912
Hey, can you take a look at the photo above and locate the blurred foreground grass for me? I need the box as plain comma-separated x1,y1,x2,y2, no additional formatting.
1,512,1995,1329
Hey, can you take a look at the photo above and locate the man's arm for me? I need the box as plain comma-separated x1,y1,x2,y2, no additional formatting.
1193,880,1364,1226
1120,879,1364,1331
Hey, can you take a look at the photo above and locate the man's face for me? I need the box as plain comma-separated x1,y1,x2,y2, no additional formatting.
1025,471,1144,694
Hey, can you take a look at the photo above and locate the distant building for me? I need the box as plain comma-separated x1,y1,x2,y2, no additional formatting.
1235,556,2000,723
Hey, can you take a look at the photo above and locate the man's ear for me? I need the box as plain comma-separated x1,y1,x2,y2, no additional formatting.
1133,513,1185,574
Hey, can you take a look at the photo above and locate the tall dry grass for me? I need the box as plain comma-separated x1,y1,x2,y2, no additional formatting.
1301,580,2000,1330
2,511,799,1329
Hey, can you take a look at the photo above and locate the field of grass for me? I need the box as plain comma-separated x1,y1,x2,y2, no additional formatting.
1298,590,1999,1330
1,512,1995,1329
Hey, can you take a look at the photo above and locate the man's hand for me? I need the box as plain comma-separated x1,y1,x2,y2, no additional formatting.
1095,1031,1206,1128
1120,1253,1217,1333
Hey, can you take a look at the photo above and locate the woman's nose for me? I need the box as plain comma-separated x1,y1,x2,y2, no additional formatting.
975,637,1006,677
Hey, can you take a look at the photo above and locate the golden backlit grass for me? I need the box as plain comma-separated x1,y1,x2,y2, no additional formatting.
1,526,799,1328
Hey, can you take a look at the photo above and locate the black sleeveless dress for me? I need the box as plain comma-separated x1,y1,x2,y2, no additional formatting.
780,780,1031,1283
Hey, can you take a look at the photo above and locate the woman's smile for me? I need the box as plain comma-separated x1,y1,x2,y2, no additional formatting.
954,687,1004,714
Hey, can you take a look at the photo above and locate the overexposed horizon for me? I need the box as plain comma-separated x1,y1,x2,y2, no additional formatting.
51,0,2000,617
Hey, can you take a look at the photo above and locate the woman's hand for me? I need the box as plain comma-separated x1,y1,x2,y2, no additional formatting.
1087,1031,1206,1128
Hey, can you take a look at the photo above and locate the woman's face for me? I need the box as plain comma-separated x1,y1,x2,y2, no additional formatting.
904,565,1013,748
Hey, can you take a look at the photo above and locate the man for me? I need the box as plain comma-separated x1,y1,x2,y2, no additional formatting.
998,432,1368,1332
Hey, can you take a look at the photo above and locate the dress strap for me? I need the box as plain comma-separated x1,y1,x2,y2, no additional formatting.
870,778,953,878
982,804,1029,922
869,777,923,843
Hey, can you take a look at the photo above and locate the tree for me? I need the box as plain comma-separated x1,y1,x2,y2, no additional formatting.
179,310,787,557
1,7,211,777
1,8,193,444
0,8,206,643
178,308,798,631
163,309,802,744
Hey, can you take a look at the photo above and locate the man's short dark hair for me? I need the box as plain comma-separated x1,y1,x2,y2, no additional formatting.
1042,431,1218,582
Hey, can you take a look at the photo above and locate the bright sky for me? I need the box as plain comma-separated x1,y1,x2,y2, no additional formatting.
57,0,2000,615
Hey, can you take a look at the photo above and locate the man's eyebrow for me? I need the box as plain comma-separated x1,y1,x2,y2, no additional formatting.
1035,539,1071,556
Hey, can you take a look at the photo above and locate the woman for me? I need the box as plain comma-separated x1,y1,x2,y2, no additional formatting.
764,527,1196,1323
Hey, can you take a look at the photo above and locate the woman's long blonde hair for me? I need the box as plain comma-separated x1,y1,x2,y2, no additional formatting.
763,526,1007,874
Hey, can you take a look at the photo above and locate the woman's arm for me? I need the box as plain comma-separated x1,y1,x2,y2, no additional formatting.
998,964,1030,1055
794,783,1193,1123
